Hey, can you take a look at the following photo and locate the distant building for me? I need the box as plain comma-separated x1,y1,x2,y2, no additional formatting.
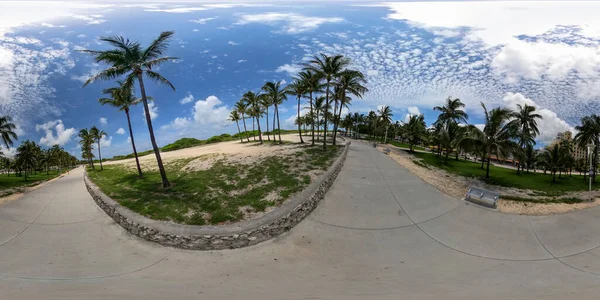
547,131,587,161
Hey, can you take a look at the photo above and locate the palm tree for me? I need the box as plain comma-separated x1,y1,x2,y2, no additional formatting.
304,53,350,149
260,94,272,141
523,144,537,173
332,70,368,144
575,115,600,181
378,105,393,141
244,91,264,144
433,97,469,126
98,80,144,177
16,140,36,180
461,103,519,179
297,70,321,145
0,116,18,149
78,129,95,169
229,110,244,143
538,144,565,183
261,81,287,144
39,148,53,175
234,100,250,142
509,104,542,174
89,126,106,170
285,80,305,143
402,114,427,152
81,31,177,188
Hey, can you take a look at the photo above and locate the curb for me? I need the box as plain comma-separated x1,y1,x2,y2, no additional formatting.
84,141,351,250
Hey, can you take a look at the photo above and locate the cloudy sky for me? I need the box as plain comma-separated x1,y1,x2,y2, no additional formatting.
1,0,599,158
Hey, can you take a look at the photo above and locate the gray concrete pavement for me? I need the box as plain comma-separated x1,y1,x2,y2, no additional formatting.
2,141,600,299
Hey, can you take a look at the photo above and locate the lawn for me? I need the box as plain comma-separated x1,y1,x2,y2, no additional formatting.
87,145,342,225
413,151,595,195
0,171,64,195
389,141,428,151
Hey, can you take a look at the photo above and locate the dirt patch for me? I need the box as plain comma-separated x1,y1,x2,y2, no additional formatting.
378,144,600,215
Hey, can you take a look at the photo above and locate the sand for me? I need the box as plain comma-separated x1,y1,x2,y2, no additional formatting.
106,134,311,171
377,142,600,215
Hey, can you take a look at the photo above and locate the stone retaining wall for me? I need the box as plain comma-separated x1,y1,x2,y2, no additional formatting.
84,141,350,250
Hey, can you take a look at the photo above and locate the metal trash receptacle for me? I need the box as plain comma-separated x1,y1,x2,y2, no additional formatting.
465,187,499,209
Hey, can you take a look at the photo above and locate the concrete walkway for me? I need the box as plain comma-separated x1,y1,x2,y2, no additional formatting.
2,141,600,299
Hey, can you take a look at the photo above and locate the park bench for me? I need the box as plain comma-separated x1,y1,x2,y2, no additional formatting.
464,187,499,209
383,148,391,155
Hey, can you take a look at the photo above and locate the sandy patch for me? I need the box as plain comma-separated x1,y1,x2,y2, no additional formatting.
377,143,600,215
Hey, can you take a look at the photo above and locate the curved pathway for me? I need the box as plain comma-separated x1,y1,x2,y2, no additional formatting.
1,141,600,299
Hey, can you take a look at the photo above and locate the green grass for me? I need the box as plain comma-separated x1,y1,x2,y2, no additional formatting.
0,170,66,195
500,195,584,204
389,141,427,151
88,145,342,225
412,151,595,194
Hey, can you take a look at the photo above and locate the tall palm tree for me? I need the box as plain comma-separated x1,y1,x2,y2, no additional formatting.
523,144,537,173
234,100,250,142
378,105,393,141
260,94,272,141
575,115,600,181
81,31,177,188
332,69,368,144
304,53,350,149
509,104,542,174
229,110,244,143
297,70,321,145
0,116,18,149
78,129,95,170
433,97,469,126
538,144,565,183
285,80,305,143
244,91,264,144
89,126,106,170
98,80,144,177
261,81,287,144
16,140,36,180
402,114,427,152
461,103,519,179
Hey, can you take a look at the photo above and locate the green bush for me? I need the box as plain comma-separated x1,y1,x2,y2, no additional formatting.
162,138,204,152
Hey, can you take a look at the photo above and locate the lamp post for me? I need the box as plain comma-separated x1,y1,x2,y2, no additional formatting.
588,144,594,202
384,125,389,144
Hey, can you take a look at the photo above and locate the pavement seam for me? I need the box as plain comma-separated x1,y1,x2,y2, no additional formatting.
0,194,56,248
0,216,104,226
0,247,175,281
369,149,556,263
527,216,600,276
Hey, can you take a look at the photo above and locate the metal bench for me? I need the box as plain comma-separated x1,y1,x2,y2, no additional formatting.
383,148,391,155
464,187,499,209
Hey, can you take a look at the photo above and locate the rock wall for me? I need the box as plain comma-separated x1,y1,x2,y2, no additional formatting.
84,141,350,250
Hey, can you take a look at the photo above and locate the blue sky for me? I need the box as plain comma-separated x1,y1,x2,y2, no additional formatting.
2,1,600,158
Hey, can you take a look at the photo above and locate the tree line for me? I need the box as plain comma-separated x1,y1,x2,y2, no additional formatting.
0,116,78,180
229,53,368,148
340,97,600,183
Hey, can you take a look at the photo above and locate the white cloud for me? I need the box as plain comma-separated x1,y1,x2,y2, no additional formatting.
238,59,247,63
116,128,125,135
36,120,76,147
228,41,240,46
192,96,230,127
179,92,194,104
76,34,86,38
189,17,217,24
146,7,207,13
142,102,158,120
502,92,574,144
284,107,310,129
407,106,421,116
71,14,106,25
99,135,112,147
99,117,107,125
2,147,17,158
367,70,379,76
379,1,600,45
161,117,191,130
127,136,131,144
275,64,302,76
236,13,344,34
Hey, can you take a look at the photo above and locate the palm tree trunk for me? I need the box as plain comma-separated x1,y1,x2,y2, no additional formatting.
480,151,486,169
273,105,277,142
97,141,103,170
126,109,143,178
265,106,270,141
323,80,330,150
297,95,304,144
241,112,250,142
276,104,282,144
310,92,315,145
256,116,263,144
235,120,243,143
138,73,170,188
584,150,588,180
486,154,491,179
332,98,339,146
553,171,556,183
